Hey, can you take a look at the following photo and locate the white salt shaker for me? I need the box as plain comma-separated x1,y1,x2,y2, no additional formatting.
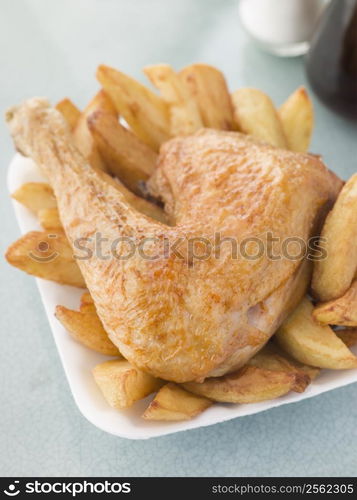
239,0,328,56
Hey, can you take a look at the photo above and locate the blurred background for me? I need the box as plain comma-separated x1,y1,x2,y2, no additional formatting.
0,0,356,477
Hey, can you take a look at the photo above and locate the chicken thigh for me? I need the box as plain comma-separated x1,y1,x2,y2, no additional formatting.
7,98,341,382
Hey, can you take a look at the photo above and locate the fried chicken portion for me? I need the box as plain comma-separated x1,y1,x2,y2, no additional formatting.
6,99,341,381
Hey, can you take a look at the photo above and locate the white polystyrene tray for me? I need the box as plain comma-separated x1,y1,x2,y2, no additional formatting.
7,153,357,439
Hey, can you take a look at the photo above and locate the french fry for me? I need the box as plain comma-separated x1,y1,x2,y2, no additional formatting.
73,89,117,171
179,63,234,130
55,98,81,131
38,207,62,231
312,173,357,301
12,182,57,214
93,359,163,409
183,365,300,403
313,281,357,327
142,383,212,421
231,88,288,148
266,343,321,381
5,231,85,288
144,64,203,136
96,65,170,151
80,291,94,312
336,328,357,348
55,304,120,356
275,297,357,369
88,110,157,195
248,343,311,392
279,87,314,152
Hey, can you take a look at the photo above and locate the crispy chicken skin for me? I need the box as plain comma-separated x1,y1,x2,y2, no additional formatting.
6,98,341,382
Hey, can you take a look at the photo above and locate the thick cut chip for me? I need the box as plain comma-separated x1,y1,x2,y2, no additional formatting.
279,87,314,152
183,365,299,403
38,207,62,231
12,182,56,214
73,89,117,171
88,110,157,194
275,297,357,369
5,231,85,288
248,343,311,392
55,304,120,356
265,343,321,381
55,98,81,131
232,88,288,148
179,63,234,130
97,65,170,151
312,173,357,301
142,383,212,421
80,291,95,313
144,64,203,136
93,359,163,409
313,281,357,327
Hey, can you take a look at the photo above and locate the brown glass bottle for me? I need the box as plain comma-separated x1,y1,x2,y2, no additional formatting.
306,0,357,119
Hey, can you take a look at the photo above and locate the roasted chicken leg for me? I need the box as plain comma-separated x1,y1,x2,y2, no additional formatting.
7,98,341,382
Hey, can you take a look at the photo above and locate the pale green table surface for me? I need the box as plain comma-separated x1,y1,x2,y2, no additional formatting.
1,0,357,477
